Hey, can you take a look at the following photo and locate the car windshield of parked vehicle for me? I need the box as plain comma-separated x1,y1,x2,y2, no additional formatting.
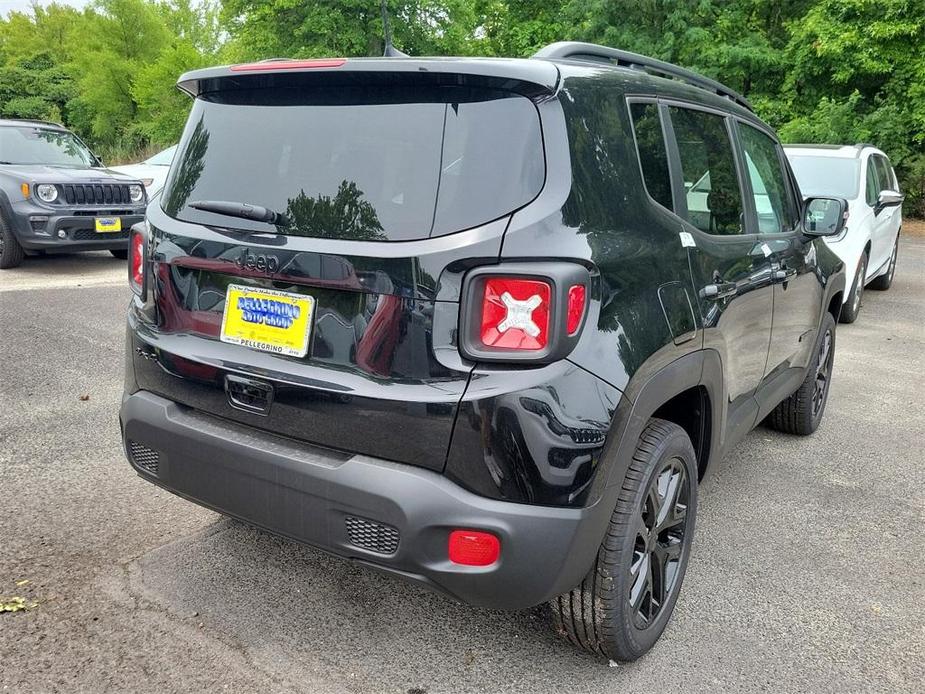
161,85,545,241
0,126,97,167
146,145,177,166
788,155,860,199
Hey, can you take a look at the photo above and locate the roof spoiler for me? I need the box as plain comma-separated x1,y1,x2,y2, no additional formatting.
176,58,560,100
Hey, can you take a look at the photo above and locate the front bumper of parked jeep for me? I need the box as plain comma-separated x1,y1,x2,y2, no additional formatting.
7,198,145,252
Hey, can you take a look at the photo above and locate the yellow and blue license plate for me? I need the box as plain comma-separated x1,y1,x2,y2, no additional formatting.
94,217,122,233
220,284,314,358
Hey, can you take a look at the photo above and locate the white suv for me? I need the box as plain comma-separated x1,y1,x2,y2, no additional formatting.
785,144,903,323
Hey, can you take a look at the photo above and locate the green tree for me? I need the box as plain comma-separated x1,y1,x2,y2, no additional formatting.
779,0,925,214
67,0,170,145
219,0,479,60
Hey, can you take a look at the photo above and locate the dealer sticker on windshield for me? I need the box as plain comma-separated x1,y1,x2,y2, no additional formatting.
220,284,314,358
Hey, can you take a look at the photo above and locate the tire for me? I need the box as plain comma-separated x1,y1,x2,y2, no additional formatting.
0,211,25,269
110,248,129,260
766,311,836,436
839,254,866,324
551,418,698,661
869,235,898,291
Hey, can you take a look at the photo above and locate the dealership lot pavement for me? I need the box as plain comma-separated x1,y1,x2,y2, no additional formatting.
1,240,923,693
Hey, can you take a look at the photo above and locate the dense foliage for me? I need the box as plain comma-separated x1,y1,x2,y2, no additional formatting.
1,0,923,214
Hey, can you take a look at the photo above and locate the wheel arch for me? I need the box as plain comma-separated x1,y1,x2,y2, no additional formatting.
596,349,725,496
0,188,14,225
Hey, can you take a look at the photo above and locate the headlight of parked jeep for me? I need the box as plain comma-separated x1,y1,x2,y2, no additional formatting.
129,184,144,204
36,184,58,203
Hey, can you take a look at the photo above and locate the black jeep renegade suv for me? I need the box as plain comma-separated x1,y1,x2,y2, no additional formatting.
0,118,147,269
120,42,847,660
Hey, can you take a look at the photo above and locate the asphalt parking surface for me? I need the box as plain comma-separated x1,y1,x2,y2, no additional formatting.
1,240,923,693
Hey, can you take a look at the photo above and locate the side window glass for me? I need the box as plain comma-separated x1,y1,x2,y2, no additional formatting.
669,106,744,235
739,124,795,233
865,158,881,206
629,102,673,210
874,155,893,192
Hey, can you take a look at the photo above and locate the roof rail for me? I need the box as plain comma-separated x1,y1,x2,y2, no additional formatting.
854,142,879,151
533,41,753,113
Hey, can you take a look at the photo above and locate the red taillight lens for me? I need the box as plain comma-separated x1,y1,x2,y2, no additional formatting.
566,284,586,335
448,530,501,566
479,278,551,350
129,229,144,296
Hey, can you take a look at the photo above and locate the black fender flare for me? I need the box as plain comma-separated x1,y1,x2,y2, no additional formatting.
575,349,725,565
0,188,14,227
822,271,847,324
597,349,724,493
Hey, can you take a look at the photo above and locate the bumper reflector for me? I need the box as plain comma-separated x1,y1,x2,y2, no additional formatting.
448,529,501,566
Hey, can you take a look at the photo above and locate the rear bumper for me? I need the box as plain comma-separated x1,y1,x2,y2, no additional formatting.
120,390,610,610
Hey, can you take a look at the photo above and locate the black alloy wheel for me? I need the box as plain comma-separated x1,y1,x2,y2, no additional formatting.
811,327,833,419
766,311,837,436
551,418,698,661
630,457,689,628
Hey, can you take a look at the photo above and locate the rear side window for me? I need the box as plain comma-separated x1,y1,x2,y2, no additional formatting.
669,107,744,235
873,155,895,192
738,123,796,233
162,86,545,241
629,102,673,210
865,157,881,206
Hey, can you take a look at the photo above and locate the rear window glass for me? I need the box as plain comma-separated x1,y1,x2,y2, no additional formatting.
787,155,860,199
629,102,673,210
161,86,545,241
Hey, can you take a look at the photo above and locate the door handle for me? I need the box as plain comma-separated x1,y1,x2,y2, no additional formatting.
700,282,737,300
772,267,797,283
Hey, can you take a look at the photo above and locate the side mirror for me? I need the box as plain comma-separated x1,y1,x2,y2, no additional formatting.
802,196,848,237
877,190,904,212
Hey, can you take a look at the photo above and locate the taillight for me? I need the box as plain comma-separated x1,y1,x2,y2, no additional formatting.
448,530,500,567
480,278,551,350
460,263,590,363
566,284,586,335
129,227,145,297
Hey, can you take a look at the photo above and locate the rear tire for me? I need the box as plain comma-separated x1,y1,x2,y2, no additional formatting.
869,236,898,290
551,419,697,661
766,312,836,436
0,212,25,269
839,255,866,324
110,248,128,260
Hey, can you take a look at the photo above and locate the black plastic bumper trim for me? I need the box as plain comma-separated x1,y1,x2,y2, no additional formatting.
120,390,611,610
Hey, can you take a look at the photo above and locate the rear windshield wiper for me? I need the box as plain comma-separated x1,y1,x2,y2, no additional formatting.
189,200,289,226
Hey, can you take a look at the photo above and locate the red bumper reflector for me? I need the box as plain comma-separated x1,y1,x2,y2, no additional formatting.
230,58,347,72
566,284,586,335
448,530,501,566
479,277,551,350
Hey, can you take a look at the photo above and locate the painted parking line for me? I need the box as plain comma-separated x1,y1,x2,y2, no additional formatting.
0,273,126,292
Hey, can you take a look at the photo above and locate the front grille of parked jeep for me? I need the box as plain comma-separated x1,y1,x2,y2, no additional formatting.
72,228,130,241
345,516,400,555
128,441,159,476
61,183,133,206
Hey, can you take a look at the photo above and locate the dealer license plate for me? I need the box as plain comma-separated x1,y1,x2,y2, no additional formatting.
220,284,314,358
95,217,122,233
